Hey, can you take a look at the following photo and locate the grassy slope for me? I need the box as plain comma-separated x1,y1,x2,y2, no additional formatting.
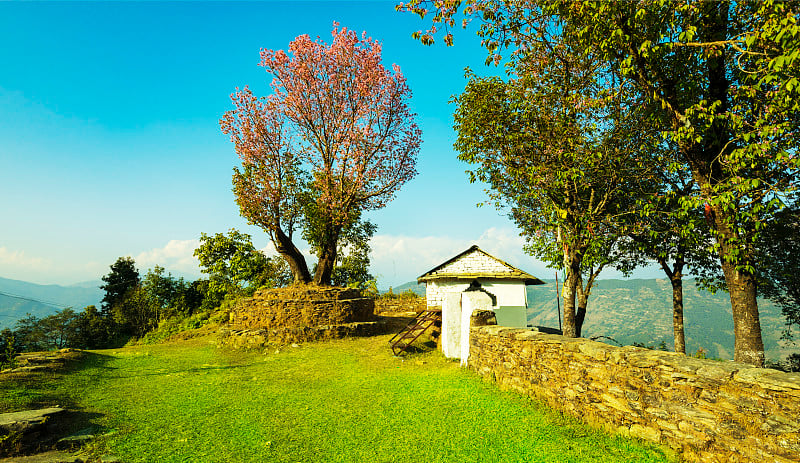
2,333,673,463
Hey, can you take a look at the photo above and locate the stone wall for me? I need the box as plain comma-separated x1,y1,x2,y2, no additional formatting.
468,326,800,463
218,321,386,350
222,286,380,348
229,286,374,330
374,296,426,314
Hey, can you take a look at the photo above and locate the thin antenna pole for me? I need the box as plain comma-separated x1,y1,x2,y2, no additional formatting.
555,271,562,332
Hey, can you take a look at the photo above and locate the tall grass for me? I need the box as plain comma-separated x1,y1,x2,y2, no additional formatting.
1,333,673,462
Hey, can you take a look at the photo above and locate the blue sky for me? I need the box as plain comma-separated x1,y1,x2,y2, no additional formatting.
0,1,663,288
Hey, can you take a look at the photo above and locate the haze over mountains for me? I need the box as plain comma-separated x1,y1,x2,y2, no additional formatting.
2,276,796,362
0,276,103,329
393,278,797,362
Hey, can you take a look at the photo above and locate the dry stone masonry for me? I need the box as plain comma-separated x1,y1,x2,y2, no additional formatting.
220,286,385,349
468,326,800,463
373,296,426,314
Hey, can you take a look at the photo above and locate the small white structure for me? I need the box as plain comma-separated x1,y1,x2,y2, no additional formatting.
417,245,545,361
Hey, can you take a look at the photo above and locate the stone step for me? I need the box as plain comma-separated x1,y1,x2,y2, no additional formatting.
0,408,65,434
0,449,84,463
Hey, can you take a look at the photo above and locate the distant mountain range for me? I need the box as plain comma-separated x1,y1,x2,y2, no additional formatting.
3,276,795,362
387,278,797,363
0,276,103,330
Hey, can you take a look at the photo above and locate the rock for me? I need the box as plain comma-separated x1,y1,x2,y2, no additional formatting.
470,310,497,327
55,428,97,451
0,408,65,434
629,424,661,442
0,449,84,462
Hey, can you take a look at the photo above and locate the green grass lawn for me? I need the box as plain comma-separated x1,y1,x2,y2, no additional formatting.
1,332,674,462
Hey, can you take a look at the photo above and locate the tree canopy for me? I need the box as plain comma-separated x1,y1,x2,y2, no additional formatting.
451,17,656,337
100,256,140,314
221,23,421,286
401,0,800,365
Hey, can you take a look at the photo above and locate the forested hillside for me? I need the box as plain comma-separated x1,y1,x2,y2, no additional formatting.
3,274,795,362
526,279,794,362
387,279,796,362
0,277,102,329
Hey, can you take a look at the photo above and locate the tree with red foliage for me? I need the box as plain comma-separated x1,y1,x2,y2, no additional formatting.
221,23,421,286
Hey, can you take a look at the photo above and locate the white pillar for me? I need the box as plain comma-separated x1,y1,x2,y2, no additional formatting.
441,291,462,359
460,292,493,365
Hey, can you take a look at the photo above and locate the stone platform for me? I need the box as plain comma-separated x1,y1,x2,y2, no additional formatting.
221,286,385,349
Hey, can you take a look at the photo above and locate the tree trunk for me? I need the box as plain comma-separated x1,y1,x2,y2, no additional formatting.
697,1,762,366
562,247,583,338
718,238,765,366
314,244,337,286
575,288,587,338
574,266,602,338
313,222,342,286
671,277,686,354
658,258,686,354
273,226,312,284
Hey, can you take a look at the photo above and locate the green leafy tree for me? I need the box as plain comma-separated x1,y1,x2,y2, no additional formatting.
452,42,653,337
0,328,20,368
11,309,81,351
12,314,47,352
100,256,140,314
400,0,800,366
72,305,114,349
324,217,376,290
38,308,79,349
139,266,202,321
194,229,290,302
113,286,158,338
756,202,800,341
616,167,719,354
221,25,420,285
554,0,800,367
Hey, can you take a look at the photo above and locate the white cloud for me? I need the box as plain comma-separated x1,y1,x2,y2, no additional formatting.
134,239,201,277
258,241,279,257
0,246,51,271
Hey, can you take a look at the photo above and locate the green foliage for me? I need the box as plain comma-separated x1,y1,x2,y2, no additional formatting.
553,0,800,271
194,229,290,299
11,308,82,352
777,353,800,373
100,257,140,313
0,336,671,462
307,215,377,290
379,288,421,300
632,341,669,352
71,305,116,349
756,203,800,339
138,312,212,345
0,329,18,370
452,39,654,336
112,286,159,339
404,0,800,364
0,429,23,457
692,348,709,360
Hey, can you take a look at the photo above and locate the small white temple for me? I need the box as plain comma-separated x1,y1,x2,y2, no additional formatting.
416,245,545,361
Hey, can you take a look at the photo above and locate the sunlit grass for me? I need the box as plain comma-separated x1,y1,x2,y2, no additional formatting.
2,333,673,462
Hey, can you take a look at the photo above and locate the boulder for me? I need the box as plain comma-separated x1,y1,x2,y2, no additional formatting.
0,408,65,434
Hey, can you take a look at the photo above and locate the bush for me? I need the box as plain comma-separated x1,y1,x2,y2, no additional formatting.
379,289,422,300
138,312,212,345
0,330,18,370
